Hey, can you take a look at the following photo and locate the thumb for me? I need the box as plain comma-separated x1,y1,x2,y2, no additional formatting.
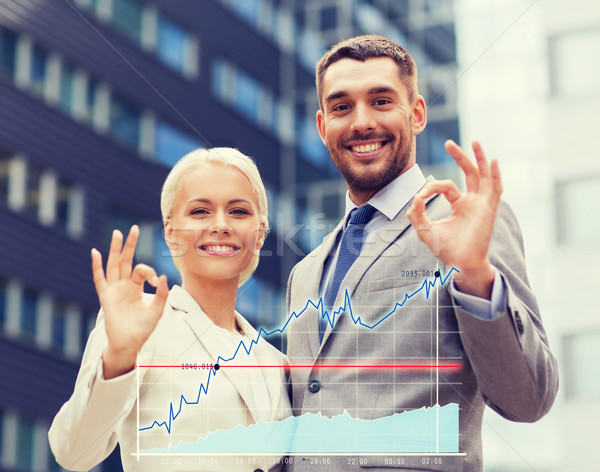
150,275,169,321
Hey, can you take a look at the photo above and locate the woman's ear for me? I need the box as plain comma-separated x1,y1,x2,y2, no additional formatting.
255,222,266,251
164,219,176,248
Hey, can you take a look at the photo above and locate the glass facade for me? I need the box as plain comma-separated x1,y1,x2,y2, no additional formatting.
211,58,280,135
154,119,206,167
556,176,600,244
51,301,68,351
24,162,42,220
552,28,600,96
0,277,6,330
157,14,188,74
0,152,9,207
77,0,197,78
109,94,142,149
29,45,48,95
564,331,600,398
15,416,35,469
58,63,77,114
0,26,17,76
112,0,144,43
20,288,38,341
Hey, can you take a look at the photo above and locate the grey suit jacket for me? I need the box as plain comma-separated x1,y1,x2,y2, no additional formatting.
285,191,558,472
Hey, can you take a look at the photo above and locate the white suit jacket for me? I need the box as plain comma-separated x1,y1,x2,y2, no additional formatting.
49,285,292,472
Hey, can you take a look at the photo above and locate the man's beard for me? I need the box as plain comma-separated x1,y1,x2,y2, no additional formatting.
327,131,413,194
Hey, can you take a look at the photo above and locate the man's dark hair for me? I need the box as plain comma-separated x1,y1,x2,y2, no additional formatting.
316,34,417,110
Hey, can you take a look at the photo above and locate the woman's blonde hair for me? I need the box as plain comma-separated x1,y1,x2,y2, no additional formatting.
160,147,269,286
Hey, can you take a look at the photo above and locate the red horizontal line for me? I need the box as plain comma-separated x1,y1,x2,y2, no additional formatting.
137,364,461,369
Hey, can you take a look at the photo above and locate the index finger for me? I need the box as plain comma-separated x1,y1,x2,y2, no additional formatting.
444,140,479,193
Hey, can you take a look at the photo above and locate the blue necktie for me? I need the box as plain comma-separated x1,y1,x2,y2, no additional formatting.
320,204,377,341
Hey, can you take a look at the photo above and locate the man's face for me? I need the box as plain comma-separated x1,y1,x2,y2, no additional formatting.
316,57,426,201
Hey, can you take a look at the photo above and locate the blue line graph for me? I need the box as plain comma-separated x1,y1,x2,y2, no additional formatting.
139,267,459,434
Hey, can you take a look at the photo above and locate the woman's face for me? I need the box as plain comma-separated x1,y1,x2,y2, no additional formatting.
165,162,265,284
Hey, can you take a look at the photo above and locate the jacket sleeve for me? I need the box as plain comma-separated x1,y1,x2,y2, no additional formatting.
449,200,558,423
48,312,138,471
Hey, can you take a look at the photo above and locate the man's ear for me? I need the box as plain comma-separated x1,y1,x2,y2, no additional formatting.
316,109,327,146
412,95,427,136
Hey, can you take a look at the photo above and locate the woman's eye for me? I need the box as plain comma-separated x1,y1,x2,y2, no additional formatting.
231,208,250,215
190,208,209,215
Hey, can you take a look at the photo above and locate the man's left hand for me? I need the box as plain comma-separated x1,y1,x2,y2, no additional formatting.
406,140,502,300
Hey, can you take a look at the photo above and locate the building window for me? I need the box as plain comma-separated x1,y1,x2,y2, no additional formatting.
24,162,43,221
556,176,600,245
80,311,97,354
15,416,34,469
54,178,84,237
29,44,48,95
211,58,279,134
216,0,280,44
0,150,11,207
0,277,6,331
112,0,144,43
109,94,141,149
0,26,18,77
564,331,600,398
51,301,68,351
58,63,77,114
551,28,600,96
81,75,98,122
420,119,459,165
298,114,328,168
76,0,197,79
157,14,195,76
0,409,3,465
21,288,38,341
154,119,206,166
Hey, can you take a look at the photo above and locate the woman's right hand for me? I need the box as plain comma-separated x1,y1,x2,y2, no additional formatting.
91,225,169,379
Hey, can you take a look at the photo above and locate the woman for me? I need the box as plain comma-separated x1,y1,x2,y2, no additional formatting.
49,148,291,471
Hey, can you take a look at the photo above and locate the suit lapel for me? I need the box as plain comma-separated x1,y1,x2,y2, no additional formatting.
168,286,262,423
303,220,344,302
295,220,345,360
319,187,440,347
235,314,287,421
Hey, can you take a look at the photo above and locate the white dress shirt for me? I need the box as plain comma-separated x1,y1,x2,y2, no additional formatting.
320,164,506,320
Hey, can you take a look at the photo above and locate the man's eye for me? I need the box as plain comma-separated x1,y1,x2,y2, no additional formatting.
373,99,391,106
332,104,351,112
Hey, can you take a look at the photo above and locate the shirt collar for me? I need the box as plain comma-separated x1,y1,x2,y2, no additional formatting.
343,164,426,222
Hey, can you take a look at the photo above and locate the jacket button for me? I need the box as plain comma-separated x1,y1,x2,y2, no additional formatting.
308,380,321,393
515,311,524,335
253,469,264,472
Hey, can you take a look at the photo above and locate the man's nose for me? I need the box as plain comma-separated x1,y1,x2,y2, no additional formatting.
350,103,376,133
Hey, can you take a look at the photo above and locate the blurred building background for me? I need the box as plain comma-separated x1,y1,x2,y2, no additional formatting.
1,0,596,471
457,0,600,471
0,1,459,470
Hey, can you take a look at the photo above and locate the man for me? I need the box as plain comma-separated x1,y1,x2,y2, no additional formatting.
285,34,558,471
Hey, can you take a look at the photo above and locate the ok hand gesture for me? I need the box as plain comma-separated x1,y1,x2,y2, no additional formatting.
91,225,169,379
406,140,502,300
